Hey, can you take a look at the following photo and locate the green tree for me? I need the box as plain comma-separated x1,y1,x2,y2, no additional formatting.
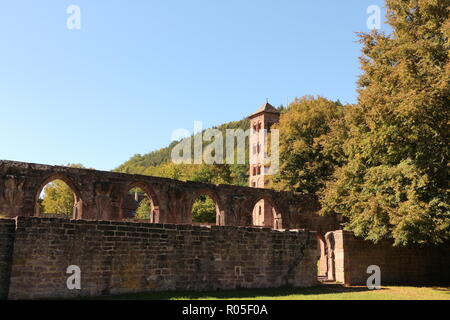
321,0,450,245
41,179,74,216
190,164,233,184
270,96,345,193
135,198,153,219
40,164,87,216
192,195,217,223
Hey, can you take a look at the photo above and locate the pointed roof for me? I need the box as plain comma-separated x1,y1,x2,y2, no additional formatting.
248,101,280,119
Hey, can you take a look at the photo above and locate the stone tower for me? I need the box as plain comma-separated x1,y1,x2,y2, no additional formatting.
248,101,281,228
248,101,280,188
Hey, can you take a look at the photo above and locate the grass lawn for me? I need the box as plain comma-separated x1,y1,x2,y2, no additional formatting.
95,284,450,300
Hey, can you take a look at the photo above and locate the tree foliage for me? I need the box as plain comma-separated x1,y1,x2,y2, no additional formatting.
41,179,74,216
320,0,450,245
192,195,217,223
115,118,251,186
270,96,346,193
135,198,153,220
40,164,86,216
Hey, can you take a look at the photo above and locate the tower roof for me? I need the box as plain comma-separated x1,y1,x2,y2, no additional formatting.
248,102,280,119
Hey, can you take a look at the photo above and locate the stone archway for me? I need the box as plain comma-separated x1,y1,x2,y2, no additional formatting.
34,174,83,219
0,160,341,230
119,182,160,223
188,189,224,226
251,196,282,229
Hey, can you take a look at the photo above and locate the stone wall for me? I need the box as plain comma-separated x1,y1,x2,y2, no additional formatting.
0,219,15,299
1,217,319,299
326,230,450,285
0,160,341,234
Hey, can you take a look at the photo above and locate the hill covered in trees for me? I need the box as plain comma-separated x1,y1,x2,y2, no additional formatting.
114,117,255,222
114,117,255,186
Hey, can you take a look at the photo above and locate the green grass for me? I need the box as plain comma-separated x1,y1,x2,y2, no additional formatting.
93,284,450,300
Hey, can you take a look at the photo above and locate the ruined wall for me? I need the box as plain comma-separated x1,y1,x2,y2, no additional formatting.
327,230,450,285
3,217,319,299
0,219,15,299
0,160,341,233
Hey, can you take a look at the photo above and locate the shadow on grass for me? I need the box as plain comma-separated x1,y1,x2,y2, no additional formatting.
90,283,384,300
431,287,450,294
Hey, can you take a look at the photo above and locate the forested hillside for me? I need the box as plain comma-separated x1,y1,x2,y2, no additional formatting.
114,117,252,186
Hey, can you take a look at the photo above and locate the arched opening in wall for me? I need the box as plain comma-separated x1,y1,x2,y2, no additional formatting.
251,197,282,229
35,177,82,219
120,183,159,222
317,234,328,280
191,193,221,226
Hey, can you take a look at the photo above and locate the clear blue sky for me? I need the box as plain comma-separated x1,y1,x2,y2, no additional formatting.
0,0,389,171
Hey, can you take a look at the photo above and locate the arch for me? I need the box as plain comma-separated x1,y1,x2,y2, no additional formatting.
251,196,282,229
119,181,160,222
188,189,223,226
34,173,83,219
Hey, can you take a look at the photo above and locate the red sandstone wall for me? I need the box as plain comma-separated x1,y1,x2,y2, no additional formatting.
2,217,319,299
0,160,342,233
0,219,15,299
328,230,450,286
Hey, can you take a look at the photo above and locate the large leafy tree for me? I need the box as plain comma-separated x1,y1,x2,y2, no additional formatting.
270,96,346,193
321,0,450,245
